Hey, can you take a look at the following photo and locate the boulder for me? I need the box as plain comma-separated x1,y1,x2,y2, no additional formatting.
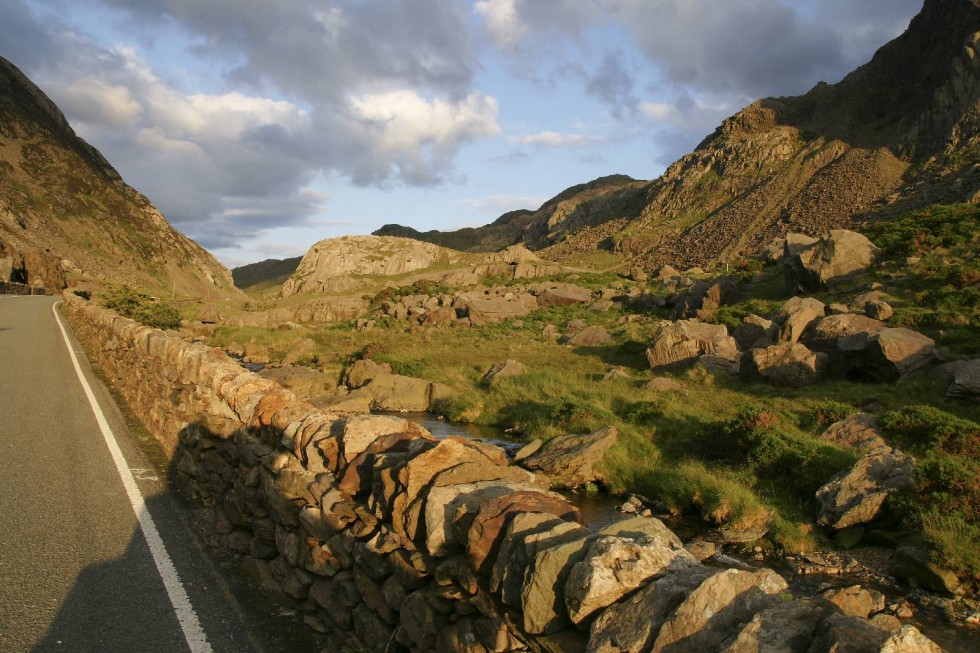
670,277,738,320
839,328,936,381
890,546,960,595
772,296,827,343
816,449,915,530
520,427,618,487
424,480,536,557
343,358,393,388
482,359,527,384
645,320,739,372
566,325,613,346
744,343,828,387
947,358,980,400
733,314,776,351
538,283,593,307
283,338,316,365
341,415,430,463
820,585,885,619
801,314,887,354
420,306,457,325
810,614,941,653
819,413,888,452
720,598,837,653
197,305,222,324
865,300,894,321
643,377,685,393
564,521,700,624
601,368,631,382
784,230,880,293
359,373,434,412
466,298,533,325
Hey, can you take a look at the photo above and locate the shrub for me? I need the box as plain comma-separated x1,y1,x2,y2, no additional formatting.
868,204,979,257
807,400,858,427
879,405,980,457
101,285,182,330
375,355,426,378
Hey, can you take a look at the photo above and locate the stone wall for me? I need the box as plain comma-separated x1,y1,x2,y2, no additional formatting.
61,295,941,653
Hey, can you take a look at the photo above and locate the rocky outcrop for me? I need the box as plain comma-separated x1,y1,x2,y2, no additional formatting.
225,296,367,328
784,230,881,293
281,236,461,297
947,358,980,399
743,342,828,387
772,296,827,344
816,449,915,530
819,413,889,452
519,427,619,488
670,277,738,320
646,320,740,373
839,327,937,381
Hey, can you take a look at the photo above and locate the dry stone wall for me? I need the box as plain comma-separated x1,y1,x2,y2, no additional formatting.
61,295,941,653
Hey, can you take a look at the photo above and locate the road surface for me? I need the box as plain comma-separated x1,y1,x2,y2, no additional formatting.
0,296,316,652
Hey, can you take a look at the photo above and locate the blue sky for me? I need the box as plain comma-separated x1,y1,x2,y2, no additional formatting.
1,0,922,267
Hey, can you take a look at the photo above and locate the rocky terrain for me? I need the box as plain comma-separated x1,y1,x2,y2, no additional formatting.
376,0,980,275
0,56,241,299
232,256,302,290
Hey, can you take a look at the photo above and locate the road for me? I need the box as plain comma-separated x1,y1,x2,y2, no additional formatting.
0,296,315,652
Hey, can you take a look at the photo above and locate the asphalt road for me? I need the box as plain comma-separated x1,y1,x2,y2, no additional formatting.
0,296,317,652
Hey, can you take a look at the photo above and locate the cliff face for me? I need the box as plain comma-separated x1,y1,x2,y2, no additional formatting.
0,56,241,299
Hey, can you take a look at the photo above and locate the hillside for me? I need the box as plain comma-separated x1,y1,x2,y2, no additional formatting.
376,0,980,272
232,256,302,291
0,56,241,300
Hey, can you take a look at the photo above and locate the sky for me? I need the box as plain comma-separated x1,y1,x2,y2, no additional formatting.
1,0,922,268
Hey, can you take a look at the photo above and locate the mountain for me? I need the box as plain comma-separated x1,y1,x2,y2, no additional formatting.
377,0,980,271
0,56,241,299
232,256,302,290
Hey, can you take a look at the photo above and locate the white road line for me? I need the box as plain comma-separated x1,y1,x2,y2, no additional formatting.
52,302,212,653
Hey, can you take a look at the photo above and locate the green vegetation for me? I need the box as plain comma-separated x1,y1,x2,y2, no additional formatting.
101,285,182,330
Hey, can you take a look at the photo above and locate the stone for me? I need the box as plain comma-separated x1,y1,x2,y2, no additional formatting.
816,449,915,530
197,305,222,324
643,377,685,393
890,546,960,595
490,512,568,602
865,300,894,321
467,298,533,325
879,626,943,652
564,523,700,623
538,283,593,307
772,296,827,343
343,358,392,388
566,325,613,346
785,229,880,293
720,597,835,653
820,585,885,619
420,306,457,325
520,427,619,487
283,338,316,365
358,372,435,412
671,277,738,320
601,368,630,382
744,342,828,386
733,314,776,351
482,359,527,384
645,320,739,372
467,490,581,573
839,327,936,381
340,414,430,463
801,314,886,353
820,413,888,452
810,614,940,653
684,539,716,561
513,439,543,462
947,358,980,400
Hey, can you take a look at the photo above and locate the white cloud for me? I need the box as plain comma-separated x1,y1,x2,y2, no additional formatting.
509,131,605,147
456,193,544,215
57,78,143,127
474,0,529,51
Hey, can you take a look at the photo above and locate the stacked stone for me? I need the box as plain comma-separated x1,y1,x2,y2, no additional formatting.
62,294,943,653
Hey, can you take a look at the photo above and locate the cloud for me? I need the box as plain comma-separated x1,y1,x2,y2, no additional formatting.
509,131,606,147
584,50,638,118
474,0,529,51
456,194,545,215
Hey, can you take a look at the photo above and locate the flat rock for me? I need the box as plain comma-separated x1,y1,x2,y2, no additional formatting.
721,597,836,653
820,585,885,619
538,283,593,307
520,427,619,487
772,296,827,343
643,377,685,392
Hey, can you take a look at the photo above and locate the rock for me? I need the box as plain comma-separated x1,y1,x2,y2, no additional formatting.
645,320,739,372
490,512,570,604
538,283,593,307
520,427,619,487
589,299,615,312
670,277,738,320
820,585,886,618
283,338,316,365
758,237,786,264
684,539,716,561
772,296,827,343
259,366,340,403
879,626,943,653
197,305,222,324
820,413,888,451
816,449,915,530
564,521,700,623
566,325,613,346
890,546,960,595
601,368,630,382
341,414,430,463
810,614,941,653
424,481,536,557
482,359,527,384
343,358,392,388
947,358,980,400
643,377,685,392
420,306,457,325
733,314,776,351
541,324,559,339
513,439,543,462
870,614,903,633
839,328,936,381
720,597,836,653
801,314,886,353
865,300,894,321
744,342,828,386
784,230,881,293
566,319,588,333
466,297,533,325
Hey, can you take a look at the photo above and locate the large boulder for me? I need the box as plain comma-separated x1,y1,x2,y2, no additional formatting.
482,359,527,384
809,614,941,653
947,358,980,400
772,296,827,343
538,283,593,307
566,325,613,346
819,413,888,452
733,314,776,351
743,343,828,387
889,546,961,595
784,230,881,293
839,327,936,381
645,320,739,372
466,298,533,325
801,314,887,352
670,277,738,320
520,427,618,487
720,598,837,653
815,449,915,530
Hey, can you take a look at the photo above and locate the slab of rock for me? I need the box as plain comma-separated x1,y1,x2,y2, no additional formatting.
645,320,738,372
801,314,887,353
744,342,828,386
810,613,941,653
564,520,700,624
520,427,618,487
467,298,533,325
785,229,880,293
839,327,936,381
424,481,535,557
341,414,430,463
538,283,593,307
947,358,980,400
820,413,888,452
816,449,914,530
773,296,827,343
359,373,435,412
566,325,613,346
482,359,527,384
865,300,894,321
720,597,836,653
491,512,570,602
821,585,885,619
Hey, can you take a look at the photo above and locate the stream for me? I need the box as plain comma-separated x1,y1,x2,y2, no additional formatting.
385,412,980,652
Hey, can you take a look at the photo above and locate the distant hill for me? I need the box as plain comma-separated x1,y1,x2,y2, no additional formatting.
231,256,302,290
0,56,241,299
375,0,980,272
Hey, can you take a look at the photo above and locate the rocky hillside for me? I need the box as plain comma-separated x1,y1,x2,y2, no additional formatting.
0,56,241,299
280,235,464,297
375,0,980,273
232,256,302,290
